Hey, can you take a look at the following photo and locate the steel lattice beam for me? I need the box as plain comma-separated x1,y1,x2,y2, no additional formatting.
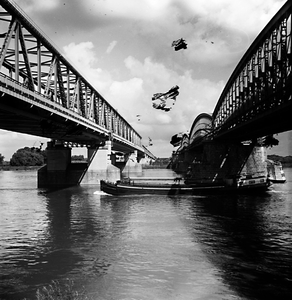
212,0,292,141
0,0,143,152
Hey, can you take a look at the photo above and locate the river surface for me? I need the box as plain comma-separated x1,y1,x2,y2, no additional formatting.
0,168,292,300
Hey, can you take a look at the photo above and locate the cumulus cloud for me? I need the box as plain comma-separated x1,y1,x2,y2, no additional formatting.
107,77,144,116
62,42,113,93
61,40,224,156
106,55,224,156
61,40,226,156
63,42,97,66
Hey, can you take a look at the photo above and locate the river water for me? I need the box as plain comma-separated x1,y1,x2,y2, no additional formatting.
0,168,292,300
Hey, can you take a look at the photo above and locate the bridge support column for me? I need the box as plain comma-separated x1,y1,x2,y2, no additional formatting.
38,141,87,188
241,146,267,178
183,142,267,185
81,140,121,184
122,150,142,177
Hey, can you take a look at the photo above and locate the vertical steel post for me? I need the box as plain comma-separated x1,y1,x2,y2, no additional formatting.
37,41,41,93
14,22,19,81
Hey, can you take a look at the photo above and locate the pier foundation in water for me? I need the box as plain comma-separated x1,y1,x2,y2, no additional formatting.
173,141,267,186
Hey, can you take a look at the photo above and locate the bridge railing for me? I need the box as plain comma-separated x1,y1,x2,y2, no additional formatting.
212,0,291,135
0,0,142,148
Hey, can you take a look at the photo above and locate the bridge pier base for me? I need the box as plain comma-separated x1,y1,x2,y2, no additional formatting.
38,141,87,189
81,140,121,185
176,141,267,185
122,150,142,177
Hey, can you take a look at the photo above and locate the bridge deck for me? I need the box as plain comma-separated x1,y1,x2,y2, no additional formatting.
0,0,148,155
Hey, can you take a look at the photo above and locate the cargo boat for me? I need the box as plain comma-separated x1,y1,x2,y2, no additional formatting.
100,176,270,196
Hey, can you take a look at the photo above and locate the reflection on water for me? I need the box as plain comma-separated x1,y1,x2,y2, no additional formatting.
0,168,292,299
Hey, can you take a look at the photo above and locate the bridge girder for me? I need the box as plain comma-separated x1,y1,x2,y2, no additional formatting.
0,0,148,156
212,0,292,141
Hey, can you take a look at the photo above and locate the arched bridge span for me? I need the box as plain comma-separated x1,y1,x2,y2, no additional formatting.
0,0,144,155
212,0,292,142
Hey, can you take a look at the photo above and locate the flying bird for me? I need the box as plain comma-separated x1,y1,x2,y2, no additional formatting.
148,137,153,146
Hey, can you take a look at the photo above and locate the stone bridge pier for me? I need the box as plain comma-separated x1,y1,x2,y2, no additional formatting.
38,140,144,188
81,140,121,185
38,141,88,188
173,141,267,186
121,150,143,177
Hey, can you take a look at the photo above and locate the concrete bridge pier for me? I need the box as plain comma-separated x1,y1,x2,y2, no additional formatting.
122,150,142,177
38,139,146,188
81,140,121,185
38,141,88,188
181,141,267,186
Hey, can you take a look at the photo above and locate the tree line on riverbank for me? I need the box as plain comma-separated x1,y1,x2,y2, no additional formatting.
1,148,291,168
0,146,46,167
0,147,85,168
267,154,292,166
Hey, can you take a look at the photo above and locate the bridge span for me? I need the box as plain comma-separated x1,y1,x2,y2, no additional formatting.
212,0,291,141
0,0,155,187
170,0,291,186
0,0,148,154
175,0,291,150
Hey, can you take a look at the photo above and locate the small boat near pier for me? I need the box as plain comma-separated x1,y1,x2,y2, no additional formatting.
267,160,286,183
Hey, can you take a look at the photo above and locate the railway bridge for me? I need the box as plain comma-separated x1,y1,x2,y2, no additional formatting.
0,0,155,188
171,0,291,185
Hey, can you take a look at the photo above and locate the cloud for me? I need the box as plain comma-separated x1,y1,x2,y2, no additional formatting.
61,41,224,156
16,0,59,12
120,0,286,69
107,77,145,116
106,41,118,54
18,0,286,73
0,130,48,160
156,114,172,124
62,42,113,93
63,41,97,66
172,0,286,35
107,55,224,156
86,0,171,21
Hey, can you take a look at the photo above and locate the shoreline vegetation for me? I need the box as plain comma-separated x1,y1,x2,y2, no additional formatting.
267,155,292,167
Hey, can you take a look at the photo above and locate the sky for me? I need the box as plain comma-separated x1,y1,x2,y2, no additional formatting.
0,0,291,160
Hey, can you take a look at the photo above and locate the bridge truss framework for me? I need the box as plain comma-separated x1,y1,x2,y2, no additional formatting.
0,0,143,152
212,0,292,141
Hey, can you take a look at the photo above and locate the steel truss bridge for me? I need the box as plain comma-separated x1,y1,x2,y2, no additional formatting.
212,0,291,142
0,0,151,157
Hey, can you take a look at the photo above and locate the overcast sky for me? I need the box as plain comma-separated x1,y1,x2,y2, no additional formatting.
0,0,291,159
